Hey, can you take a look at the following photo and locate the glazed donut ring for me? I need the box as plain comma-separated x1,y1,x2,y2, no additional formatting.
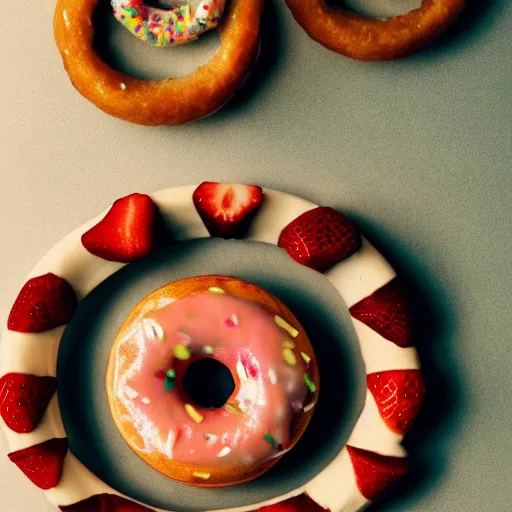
285,0,467,61
53,0,263,125
1,184,425,511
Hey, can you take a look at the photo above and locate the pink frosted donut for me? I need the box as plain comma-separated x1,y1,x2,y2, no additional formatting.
106,275,319,486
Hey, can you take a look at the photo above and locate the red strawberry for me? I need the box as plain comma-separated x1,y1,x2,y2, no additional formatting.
258,494,327,512
8,273,78,333
367,370,425,434
278,207,361,272
59,493,154,511
193,182,263,238
0,373,57,433
81,193,166,263
8,438,68,490
349,278,413,347
346,445,408,501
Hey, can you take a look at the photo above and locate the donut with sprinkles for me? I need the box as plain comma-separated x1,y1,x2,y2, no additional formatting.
1,183,425,511
111,0,225,48
53,0,263,125
106,274,319,486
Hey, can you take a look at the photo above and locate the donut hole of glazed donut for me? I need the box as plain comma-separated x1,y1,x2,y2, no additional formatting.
91,0,221,80
181,357,236,409
329,0,422,18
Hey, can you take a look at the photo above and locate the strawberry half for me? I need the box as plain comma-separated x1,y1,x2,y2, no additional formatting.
193,182,263,239
81,193,166,263
278,207,361,272
8,437,68,490
367,370,425,434
8,273,78,333
346,445,408,501
59,494,154,511
0,373,57,433
349,278,413,347
258,494,327,512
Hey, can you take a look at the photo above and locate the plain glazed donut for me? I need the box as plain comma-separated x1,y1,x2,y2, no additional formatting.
106,275,319,487
285,0,466,61
53,0,263,125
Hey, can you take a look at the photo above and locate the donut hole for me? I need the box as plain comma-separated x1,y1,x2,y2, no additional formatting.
181,357,235,409
329,0,422,18
91,0,221,81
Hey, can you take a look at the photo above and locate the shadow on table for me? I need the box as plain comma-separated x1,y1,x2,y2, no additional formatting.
349,214,468,511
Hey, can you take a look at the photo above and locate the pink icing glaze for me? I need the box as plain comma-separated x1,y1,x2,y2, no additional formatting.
112,292,314,469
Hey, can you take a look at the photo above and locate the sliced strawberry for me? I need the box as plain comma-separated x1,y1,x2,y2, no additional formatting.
258,494,327,512
0,373,57,433
347,445,408,501
278,207,361,272
8,438,68,490
349,278,413,347
193,182,263,238
7,273,78,333
367,370,425,434
81,193,166,263
59,493,154,511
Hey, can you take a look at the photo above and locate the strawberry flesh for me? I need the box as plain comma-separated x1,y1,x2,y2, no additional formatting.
81,193,166,263
59,494,154,511
193,182,263,239
347,445,408,501
8,437,68,490
278,207,361,272
367,370,425,434
7,273,78,333
258,494,328,512
349,278,413,347
0,373,57,433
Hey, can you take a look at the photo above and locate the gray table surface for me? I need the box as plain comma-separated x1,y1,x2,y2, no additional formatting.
1,0,511,511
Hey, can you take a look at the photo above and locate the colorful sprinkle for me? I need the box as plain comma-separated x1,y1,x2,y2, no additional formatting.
164,370,176,392
174,344,190,360
225,317,236,327
304,373,317,393
192,471,211,480
301,352,311,364
225,314,239,327
203,345,214,355
236,360,248,382
208,287,226,295
185,404,204,423
303,402,316,413
111,0,224,48
224,404,239,415
142,318,164,341
263,433,282,450
141,397,151,405
282,340,296,349
217,446,231,457
282,348,297,366
274,315,299,338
